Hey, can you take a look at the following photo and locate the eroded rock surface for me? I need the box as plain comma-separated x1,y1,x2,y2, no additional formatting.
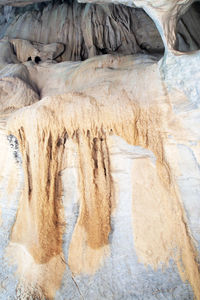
0,0,200,299
0,1,165,60
176,1,200,52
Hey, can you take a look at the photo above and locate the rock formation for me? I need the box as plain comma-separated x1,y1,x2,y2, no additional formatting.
0,1,165,60
0,0,200,299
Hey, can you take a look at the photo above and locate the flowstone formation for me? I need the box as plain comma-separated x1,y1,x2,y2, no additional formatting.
0,0,200,299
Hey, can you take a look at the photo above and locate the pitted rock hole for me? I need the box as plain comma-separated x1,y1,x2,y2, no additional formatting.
7,134,22,164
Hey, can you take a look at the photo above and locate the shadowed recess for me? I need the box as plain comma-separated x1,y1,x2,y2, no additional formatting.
175,1,200,52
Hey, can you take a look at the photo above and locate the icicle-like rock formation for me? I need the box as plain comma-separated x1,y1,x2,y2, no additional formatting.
0,1,164,60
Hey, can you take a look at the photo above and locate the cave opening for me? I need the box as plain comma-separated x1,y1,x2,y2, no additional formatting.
175,1,200,52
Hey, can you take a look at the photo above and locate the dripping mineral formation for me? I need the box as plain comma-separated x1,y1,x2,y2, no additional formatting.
0,0,200,299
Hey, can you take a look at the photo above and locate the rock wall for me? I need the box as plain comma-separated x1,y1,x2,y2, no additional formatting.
0,1,165,61
0,0,199,59
175,1,200,52
0,0,200,299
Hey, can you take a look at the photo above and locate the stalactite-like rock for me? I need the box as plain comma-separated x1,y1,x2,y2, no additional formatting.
0,53,198,299
0,1,164,60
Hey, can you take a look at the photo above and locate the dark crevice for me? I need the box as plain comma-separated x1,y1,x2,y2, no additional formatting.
34,56,41,63
175,1,200,52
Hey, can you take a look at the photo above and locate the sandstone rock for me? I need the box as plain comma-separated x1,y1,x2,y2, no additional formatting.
0,0,199,299
0,52,198,299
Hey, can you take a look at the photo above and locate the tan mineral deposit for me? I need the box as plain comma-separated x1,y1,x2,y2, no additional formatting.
0,0,200,299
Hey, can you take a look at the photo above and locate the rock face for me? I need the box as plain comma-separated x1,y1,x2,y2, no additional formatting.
0,1,165,61
0,0,200,299
0,0,50,7
0,0,198,60
175,1,200,52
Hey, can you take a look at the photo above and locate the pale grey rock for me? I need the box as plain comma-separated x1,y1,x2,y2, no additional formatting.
0,0,164,60
10,38,65,62
0,0,198,59
56,136,194,300
177,144,200,252
0,0,51,7
0,131,22,300
160,50,200,107
7,134,22,163
0,39,19,68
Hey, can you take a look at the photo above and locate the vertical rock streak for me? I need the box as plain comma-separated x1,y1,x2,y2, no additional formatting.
8,88,200,297
76,130,113,249
12,124,66,264
131,106,200,300
0,1,164,61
